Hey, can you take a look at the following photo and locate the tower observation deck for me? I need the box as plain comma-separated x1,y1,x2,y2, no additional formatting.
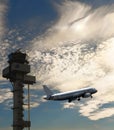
2,50,36,130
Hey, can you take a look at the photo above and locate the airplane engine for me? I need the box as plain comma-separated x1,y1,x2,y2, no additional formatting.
83,93,91,98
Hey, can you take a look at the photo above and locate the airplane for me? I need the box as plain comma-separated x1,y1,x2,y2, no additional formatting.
43,85,97,103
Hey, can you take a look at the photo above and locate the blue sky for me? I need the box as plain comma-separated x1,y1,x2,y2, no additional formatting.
0,0,114,130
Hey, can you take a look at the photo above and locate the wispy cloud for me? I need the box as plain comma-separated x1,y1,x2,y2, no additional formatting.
28,1,114,120
0,0,9,79
0,0,8,38
62,102,76,109
1,0,114,121
0,1,11,106
31,1,114,49
0,84,12,104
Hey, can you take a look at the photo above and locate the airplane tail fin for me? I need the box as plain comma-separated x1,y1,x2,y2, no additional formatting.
43,85,53,96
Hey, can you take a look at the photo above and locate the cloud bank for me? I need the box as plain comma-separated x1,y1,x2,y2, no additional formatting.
0,1,10,105
0,0,9,74
31,1,114,49
0,1,7,38
1,0,114,121
28,1,114,120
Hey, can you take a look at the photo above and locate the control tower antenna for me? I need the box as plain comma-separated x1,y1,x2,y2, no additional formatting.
2,50,36,130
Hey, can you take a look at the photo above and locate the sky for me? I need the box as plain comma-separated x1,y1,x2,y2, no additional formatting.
0,0,114,130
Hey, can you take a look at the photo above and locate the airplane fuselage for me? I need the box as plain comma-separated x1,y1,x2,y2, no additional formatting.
43,86,97,102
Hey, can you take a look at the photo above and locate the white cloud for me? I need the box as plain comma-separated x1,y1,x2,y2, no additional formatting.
79,100,114,120
0,88,12,103
0,0,8,38
23,102,40,109
0,0,9,77
62,102,76,109
0,32,11,108
28,1,114,121
1,0,114,121
20,91,40,109
31,1,114,49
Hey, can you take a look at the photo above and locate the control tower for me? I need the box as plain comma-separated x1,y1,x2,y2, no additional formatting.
2,50,36,130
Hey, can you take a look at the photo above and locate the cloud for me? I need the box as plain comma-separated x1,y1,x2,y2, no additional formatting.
0,88,12,104
79,100,114,120
0,0,8,38
23,93,41,109
0,0,9,78
27,1,114,120
61,38,114,120
62,102,76,109
1,0,114,121
31,1,114,49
